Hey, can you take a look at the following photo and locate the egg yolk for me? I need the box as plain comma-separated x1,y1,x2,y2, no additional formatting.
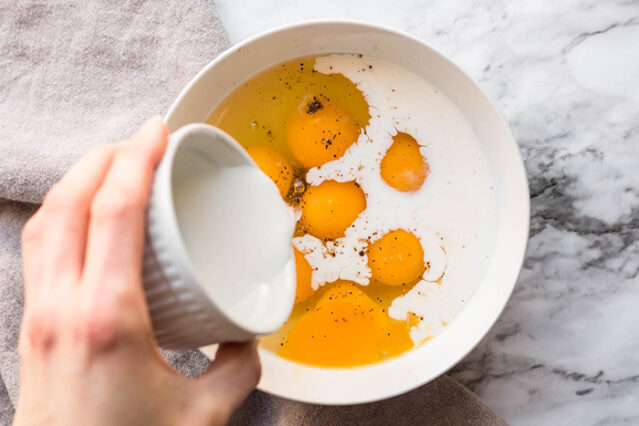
380,132,429,192
279,281,413,367
367,229,426,286
246,145,293,197
293,247,314,304
287,96,360,168
300,180,366,240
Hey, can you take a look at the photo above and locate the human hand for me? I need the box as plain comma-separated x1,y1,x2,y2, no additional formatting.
14,117,260,426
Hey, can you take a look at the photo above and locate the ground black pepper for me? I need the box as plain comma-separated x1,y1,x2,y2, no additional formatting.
306,96,324,114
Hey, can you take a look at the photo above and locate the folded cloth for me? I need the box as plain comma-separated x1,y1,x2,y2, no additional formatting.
230,375,507,426
0,374,15,426
0,0,229,204
0,1,506,424
0,200,36,407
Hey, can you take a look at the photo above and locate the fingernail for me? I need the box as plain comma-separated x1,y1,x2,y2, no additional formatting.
139,115,164,134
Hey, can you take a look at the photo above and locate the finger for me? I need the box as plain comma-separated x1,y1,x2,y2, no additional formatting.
21,207,45,303
83,116,168,295
194,341,261,422
39,145,116,286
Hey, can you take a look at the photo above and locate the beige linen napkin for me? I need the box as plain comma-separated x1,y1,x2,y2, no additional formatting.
0,1,505,424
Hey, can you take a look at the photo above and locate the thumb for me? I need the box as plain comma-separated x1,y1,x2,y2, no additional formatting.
190,341,261,424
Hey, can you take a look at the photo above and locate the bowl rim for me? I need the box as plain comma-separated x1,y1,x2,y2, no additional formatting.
165,19,530,405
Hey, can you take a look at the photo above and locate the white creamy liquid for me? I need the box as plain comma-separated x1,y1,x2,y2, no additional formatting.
173,165,296,325
293,54,498,344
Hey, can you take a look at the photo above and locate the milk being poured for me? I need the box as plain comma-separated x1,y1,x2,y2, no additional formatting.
173,165,296,324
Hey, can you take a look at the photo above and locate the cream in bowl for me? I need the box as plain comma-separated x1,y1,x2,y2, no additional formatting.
166,21,529,404
207,54,496,367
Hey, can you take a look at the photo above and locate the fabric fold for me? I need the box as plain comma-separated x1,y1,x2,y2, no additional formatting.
230,375,507,426
0,0,229,203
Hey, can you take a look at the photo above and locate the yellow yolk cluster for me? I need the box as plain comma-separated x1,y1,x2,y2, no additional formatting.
368,229,426,286
381,132,429,192
300,180,366,240
207,56,439,367
293,247,314,304
279,281,413,367
246,145,293,197
287,96,360,168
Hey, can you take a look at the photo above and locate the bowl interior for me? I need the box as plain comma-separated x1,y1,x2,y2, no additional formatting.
166,21,529,405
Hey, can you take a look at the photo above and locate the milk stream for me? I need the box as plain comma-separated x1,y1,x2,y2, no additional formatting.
173,165,296,324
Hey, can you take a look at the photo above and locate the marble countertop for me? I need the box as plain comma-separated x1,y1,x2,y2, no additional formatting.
215,1,639,424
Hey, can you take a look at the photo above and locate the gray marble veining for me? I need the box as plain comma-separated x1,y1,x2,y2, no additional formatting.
215,1,639,424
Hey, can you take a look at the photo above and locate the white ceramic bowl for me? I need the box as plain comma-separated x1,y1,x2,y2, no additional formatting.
164,20,529,405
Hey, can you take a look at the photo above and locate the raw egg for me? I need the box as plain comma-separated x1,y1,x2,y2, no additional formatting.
279,281,413,367
246,145,293,197
368,229,426,286
381,132,429,192
287,96,360,168
207,54,497,368
293,247,314,304
300,180,366,240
